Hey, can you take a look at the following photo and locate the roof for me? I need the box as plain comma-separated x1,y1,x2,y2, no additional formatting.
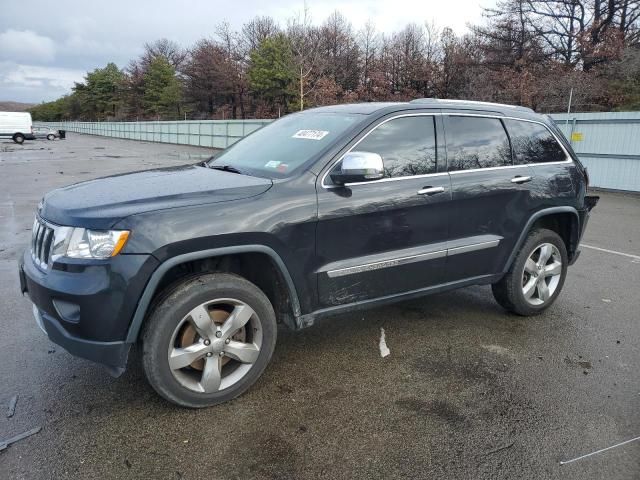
306,98,538,120
304,102,404,115
409,98,534,113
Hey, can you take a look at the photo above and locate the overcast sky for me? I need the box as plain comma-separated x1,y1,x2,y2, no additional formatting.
0,0,493,103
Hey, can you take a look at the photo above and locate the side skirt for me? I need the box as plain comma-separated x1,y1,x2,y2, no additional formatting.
295,273,502,328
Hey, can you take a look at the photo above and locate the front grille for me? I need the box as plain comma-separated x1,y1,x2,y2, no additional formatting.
31,217,54,269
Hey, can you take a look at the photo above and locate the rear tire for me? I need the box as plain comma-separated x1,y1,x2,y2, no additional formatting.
142,273,277,408
12,133,25,144
47,134,55,141
492,228,568,316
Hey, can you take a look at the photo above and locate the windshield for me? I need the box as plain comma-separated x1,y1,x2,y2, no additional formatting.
207,112,361,178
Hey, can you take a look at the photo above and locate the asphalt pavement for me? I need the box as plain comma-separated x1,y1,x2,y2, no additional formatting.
0,134,638,479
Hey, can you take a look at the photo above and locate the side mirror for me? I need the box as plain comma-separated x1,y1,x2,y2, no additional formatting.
330,151,384,185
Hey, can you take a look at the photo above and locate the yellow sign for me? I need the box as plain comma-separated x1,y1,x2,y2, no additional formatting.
571,132,584,142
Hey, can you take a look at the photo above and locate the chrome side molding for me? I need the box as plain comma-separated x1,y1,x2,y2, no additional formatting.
327,249,447,278
325,236,502,278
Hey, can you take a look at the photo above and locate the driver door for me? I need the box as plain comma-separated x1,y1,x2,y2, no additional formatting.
315,113,452,307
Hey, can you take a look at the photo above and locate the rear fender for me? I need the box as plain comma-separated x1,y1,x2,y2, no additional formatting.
502,207,580,273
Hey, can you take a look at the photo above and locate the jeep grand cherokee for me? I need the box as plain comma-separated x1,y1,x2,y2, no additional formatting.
19,99,598,407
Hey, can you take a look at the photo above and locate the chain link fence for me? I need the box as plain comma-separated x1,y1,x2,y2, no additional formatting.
39,112,640,191
38,120,272,149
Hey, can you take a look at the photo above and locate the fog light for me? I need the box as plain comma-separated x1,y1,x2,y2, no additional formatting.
53,298,80,324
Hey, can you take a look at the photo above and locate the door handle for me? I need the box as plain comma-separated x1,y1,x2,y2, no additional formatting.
417,186,445,195
511,175,532,184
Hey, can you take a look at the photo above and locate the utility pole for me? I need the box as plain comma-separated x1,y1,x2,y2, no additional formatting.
565,87,573,130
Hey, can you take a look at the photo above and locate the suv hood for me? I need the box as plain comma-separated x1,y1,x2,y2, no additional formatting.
40,165,273,229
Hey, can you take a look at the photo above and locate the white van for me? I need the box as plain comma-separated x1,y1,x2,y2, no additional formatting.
0,112,33,144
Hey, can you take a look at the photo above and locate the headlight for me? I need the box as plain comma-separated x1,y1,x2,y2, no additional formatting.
64,228,130,259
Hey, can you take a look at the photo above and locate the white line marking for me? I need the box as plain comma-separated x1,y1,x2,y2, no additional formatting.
581,244,640,261
481,344,512,357
379,328,390,358
560,435,640,465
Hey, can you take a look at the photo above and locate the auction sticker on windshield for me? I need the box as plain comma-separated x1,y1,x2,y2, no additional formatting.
292,130,329,140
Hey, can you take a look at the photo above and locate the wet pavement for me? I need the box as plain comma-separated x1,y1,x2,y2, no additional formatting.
1,134,638,479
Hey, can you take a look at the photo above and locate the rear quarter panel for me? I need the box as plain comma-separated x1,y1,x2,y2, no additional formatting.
528,162,580,210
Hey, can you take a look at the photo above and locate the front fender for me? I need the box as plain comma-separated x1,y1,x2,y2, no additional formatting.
124,245,302,343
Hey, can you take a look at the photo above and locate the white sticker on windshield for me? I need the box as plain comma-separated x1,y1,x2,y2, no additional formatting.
264,160,281,168
292,129,329,140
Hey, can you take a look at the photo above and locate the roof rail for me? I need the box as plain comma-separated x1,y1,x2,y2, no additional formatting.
409,98,534,113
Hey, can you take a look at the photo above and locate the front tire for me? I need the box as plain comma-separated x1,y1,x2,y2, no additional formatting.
47,134,55,140
142,273,277,408
12,133,25,144
492,228,568,316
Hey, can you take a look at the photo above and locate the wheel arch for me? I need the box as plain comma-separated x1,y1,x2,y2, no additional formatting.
125,245,302,343
502,207,580,274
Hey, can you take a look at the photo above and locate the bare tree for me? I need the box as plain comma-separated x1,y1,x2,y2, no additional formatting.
215,22,248,118
142,38,188,69
617,0,640,44
182,39,235,117
241,16,280,52
495,0,628,69
357,20,379,100
319,11,361,100
123,60,146,118
424,20,442,64
287,5,323,110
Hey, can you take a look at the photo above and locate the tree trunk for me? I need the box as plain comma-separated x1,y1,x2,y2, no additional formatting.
300,67,304,111
620,0,628,34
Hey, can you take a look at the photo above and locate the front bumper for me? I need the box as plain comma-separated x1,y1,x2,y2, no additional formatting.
31,304,130,376
19,249,158,373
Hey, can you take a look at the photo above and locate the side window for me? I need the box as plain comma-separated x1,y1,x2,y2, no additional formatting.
354,116,437,178
504,119,567,164
445,116,511,171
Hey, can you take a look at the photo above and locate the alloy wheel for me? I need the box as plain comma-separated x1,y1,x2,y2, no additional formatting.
167,298,262,393
522,243,562,306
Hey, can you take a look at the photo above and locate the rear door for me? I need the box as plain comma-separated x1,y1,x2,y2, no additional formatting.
443,114,537,281
503,118,576,205
315,113,452,307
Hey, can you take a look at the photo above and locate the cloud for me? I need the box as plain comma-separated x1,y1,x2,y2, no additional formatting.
0,0,494,101
1,63,83,89
0,62,85,102
0,29,56,63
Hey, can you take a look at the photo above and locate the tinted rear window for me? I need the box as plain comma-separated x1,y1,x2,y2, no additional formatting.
504,119,567,164
445,116,511,171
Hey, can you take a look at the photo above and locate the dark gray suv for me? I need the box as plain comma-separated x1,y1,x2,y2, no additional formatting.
19,99,598,407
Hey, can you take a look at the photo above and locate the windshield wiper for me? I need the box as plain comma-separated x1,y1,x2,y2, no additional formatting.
209,164,244,175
